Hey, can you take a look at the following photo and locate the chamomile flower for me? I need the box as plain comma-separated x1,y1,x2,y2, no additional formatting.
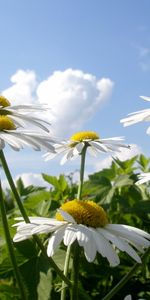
13,200,150,266
0,96,56,151
43,131,130,165
136,172,150,185
120,96,150,134
0,95,51,132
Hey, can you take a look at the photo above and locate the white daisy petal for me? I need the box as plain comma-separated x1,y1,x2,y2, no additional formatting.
60,148,74,165
76,224,91,246
106,224,150,248
16,223,37,233
99,228,141,263
87,145,99,157
100,136,125,142
0,133,23,149
120,96,150,134
43,152,58,161
0,96,57,151
89,141,108,153
13,233,32,242
136,172,150,185
90,228,120,267
73,142,84,155
13,217,65,226
140,96,150,102
47,225,66,256
58,209,76,223
63,225,77,246
77,225,97,262
31,225,56,234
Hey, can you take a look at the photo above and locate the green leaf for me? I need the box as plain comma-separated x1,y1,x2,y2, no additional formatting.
0,282,20,300
37,269,52,300
114,174,133,188
113,156,138,173
53,249,72,270
58,174,68,192
138,154,150,172
36,199,52,216
24,191,50,211
42,174,59,189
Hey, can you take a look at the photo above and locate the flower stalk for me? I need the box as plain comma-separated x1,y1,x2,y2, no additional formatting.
70,146,87,300
0,150,29,223
0,181,28,300
77,145,87,200
60,245,72,300
71,242,80,300
0,150,71,287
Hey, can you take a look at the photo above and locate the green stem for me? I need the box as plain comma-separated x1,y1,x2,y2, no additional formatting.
71,242,80,300
0,150,29,223
77,145,87,200
68,145,87,299
0,150,71,287
0,181,28,300
102,247,150,300
61,245,72,300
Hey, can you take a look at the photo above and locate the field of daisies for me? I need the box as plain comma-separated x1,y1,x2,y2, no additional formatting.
0,95,150,300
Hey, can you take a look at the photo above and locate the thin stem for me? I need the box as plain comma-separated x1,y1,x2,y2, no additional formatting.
0,150,71,287
102,247,150,300
0,181,28,300
61,245,72,300
68,145,87,299
77,145,87,200
0,150,29,223
71,242,80,300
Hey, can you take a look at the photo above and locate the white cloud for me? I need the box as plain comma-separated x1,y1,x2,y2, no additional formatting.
16,173,49,187
2,69,37,105
2,173,50,190
94,144,141,171
2,68,114,137
37,69,114,137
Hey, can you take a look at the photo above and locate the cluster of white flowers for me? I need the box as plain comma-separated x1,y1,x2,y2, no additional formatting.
1,94,149,268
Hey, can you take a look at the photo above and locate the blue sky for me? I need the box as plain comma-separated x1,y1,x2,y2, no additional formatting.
0,0,150,185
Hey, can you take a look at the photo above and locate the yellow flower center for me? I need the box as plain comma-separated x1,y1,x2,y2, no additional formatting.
70,131,99,142
56,200,108,228
0,96,11,107
0,116,16,130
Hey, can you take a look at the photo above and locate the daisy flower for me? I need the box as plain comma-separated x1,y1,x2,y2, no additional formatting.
120,96,150,134
43,131,130,165
0,95,51,132
136,172,150,185
13,199,150,267
0,95,56,151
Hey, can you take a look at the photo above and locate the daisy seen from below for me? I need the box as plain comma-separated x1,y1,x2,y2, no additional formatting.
120,96,150,134
0,95,56,151
43,130,130,164
13,199,150,267
0,95,52,132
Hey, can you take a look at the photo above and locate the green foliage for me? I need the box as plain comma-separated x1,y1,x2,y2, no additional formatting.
0,155,150,299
